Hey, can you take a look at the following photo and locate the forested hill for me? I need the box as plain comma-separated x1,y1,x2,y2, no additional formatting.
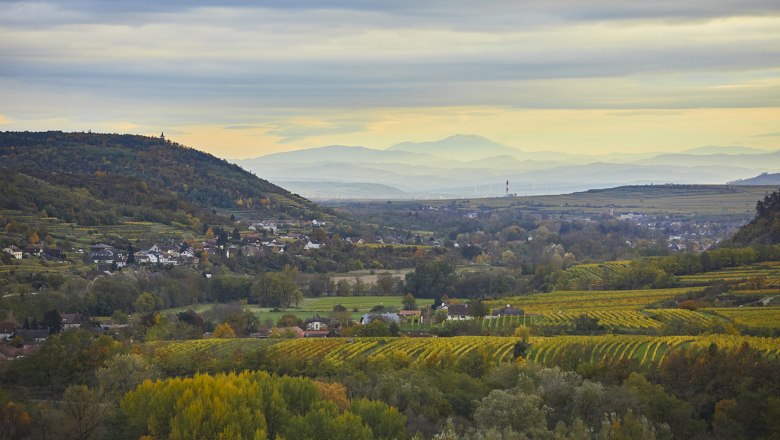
730,188,780,245
0,131,327,223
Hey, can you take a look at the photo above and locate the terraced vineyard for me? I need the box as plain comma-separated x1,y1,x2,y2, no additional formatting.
535,310,663,329
486,287,698,314
0,259,78,274
527,334,780,368
706,307,780,330
677,265,780,288
146,338,279,374
478,308,723,331
644,308,719,326
0,208,190,252
145,334,780,374
267,336,522,367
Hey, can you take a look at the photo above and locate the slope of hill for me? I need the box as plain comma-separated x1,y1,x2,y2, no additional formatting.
0,131,327,223
729,173,780,186
0,169,202,227
730,188,780,245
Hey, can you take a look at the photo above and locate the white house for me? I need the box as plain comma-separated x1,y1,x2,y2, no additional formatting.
0,322,14,340
447,304,474,321
2,246,22,260
61,313,85,330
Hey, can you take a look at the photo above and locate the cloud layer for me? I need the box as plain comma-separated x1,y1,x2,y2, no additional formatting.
1,0,779,157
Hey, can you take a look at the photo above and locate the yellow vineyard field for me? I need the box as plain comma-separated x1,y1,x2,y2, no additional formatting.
705,307,780,330
146,334,780,373
486,287,698,314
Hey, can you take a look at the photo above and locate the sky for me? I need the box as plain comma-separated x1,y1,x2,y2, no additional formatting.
1,0,779,159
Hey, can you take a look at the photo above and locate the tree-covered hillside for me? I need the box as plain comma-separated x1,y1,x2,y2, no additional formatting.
0,131,326,222
730,188,780,245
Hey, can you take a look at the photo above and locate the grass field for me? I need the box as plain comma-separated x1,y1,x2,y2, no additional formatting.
162,295,435,323
330,269,413,286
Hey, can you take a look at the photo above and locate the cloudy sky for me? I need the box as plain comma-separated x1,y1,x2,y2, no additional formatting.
1,0,779,158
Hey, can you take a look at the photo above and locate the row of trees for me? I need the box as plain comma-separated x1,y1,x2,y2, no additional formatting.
122,372,404,440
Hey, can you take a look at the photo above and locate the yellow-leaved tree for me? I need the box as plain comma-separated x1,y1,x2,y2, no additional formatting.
213,322,236,338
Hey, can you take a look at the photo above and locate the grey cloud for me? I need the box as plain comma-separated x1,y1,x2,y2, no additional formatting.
266,122,367,143
752,132,780,137
1,0,778,125
2,0,779,29
224,125,259,130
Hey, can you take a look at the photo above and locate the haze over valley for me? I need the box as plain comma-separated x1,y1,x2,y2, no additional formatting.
237,134,780,199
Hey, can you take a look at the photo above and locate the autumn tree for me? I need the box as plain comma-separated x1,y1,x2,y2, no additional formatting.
0,401,31,440
349,398,407,440
214,322,236,338
121,371,394,440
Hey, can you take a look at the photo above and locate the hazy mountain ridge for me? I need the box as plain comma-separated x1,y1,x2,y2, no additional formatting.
729,173,780,186
236,134,780,200
387,134,521,162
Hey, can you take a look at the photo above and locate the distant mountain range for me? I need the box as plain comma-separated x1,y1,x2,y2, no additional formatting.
387,134,521,162
235,134,780,200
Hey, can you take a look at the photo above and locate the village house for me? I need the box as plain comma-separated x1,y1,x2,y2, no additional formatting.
89,244,124,265
304,241,322,251
41,247,64,261
241,235,263,245
0,321,15,340
250,221,278,233
241,244,264,257
0,344,40,361
15,329,49,343
2,245,23,260
134,243,200,266
264,240,285,254
304,318,330,332
398,309,423,325
24,244,44,257
274,326,305,338
447,304,474,321
61,313,86,330
490,305,524,318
